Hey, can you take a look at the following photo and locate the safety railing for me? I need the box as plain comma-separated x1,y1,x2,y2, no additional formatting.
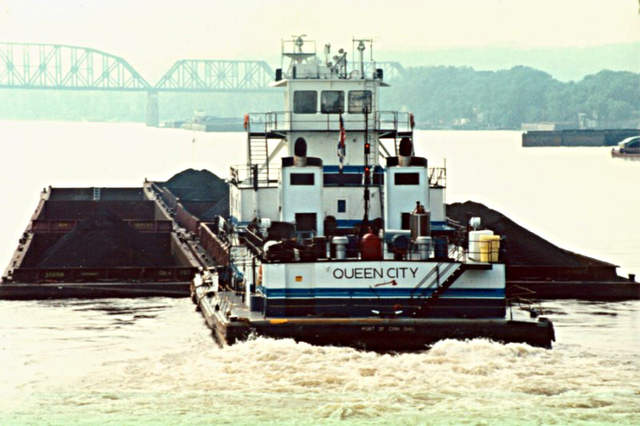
466,236,504,264
230,165,281,188
246,111,413,134
428,167,446,188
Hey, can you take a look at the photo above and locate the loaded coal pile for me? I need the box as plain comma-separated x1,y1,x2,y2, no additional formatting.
165,169,228,202
447,201,616,270
197,199,228,221
164,168,229,217
37,207,175,268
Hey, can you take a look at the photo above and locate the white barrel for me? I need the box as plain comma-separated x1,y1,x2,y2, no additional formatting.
333,236,349,260
415,236,431,260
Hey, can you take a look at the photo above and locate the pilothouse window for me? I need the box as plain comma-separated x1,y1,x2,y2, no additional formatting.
321,91,344,113
294,91,317,114
348,90,372,113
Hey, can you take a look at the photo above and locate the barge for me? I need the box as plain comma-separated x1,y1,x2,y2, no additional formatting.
522,129,639,147
1,185,200,300
189,37,555,350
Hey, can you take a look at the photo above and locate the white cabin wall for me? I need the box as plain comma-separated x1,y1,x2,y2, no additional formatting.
230,184,242,223
429,187,446,223
288,132,377,167
241,189,256,224
230,186,279,224
257,187,280,222
384,166,430,229
280,165,324,235
323,187,382,223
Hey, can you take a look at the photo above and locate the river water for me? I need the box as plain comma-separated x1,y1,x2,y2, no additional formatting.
1,121,639,424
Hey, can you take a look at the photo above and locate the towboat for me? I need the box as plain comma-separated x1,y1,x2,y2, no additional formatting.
191,37,555,350
611,136,640,159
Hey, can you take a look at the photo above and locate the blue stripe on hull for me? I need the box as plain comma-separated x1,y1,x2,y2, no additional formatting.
260,287,505,299
262,297,506,318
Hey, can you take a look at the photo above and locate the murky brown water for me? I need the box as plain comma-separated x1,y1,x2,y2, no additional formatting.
1,122,639,424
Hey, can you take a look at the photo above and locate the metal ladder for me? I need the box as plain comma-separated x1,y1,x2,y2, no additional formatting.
412,263,466,300
247,135,270,182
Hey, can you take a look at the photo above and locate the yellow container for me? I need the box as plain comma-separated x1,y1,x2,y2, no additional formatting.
479,235,501,262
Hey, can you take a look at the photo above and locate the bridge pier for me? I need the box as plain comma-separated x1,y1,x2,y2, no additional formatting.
146,90,159,127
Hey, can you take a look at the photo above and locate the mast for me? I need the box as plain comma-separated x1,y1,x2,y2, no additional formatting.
362,105,370,232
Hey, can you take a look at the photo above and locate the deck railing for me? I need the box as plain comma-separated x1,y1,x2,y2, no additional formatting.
428,167,447,188
246,111,413,133
230,165,281,188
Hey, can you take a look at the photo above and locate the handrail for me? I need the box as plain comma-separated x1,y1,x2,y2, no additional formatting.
230,165,280,187
246,111,413,133
429,167,447,187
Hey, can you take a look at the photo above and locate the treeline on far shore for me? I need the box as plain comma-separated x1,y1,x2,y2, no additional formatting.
382,66,640,129
1,66,639,129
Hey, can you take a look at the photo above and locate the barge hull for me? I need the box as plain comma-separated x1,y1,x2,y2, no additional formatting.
217,314,554,351
508,281,640,300
0,282,190,300
247,318,553,350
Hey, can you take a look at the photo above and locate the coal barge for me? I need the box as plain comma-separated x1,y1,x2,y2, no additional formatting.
0,185,201,299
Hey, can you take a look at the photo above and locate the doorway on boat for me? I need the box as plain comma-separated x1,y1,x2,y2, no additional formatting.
295,213,317,236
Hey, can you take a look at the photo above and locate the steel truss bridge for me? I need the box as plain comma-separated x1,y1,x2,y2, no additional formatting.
0,42,406,124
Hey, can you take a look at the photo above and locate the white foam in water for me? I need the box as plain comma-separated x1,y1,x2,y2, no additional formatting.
1,298,639,425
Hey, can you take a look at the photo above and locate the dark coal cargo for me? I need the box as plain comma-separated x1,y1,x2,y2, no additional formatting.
446,201,621,281
164,168,229,202
36,207,176,268
164,168,230,219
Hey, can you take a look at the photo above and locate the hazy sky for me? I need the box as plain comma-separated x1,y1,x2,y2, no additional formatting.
1,0,638,80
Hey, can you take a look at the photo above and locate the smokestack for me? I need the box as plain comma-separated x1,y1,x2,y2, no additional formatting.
398,137,413,166
294,137,307,166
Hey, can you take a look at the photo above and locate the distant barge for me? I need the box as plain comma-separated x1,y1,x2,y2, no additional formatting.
522,129,639,147
160,116,240,132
